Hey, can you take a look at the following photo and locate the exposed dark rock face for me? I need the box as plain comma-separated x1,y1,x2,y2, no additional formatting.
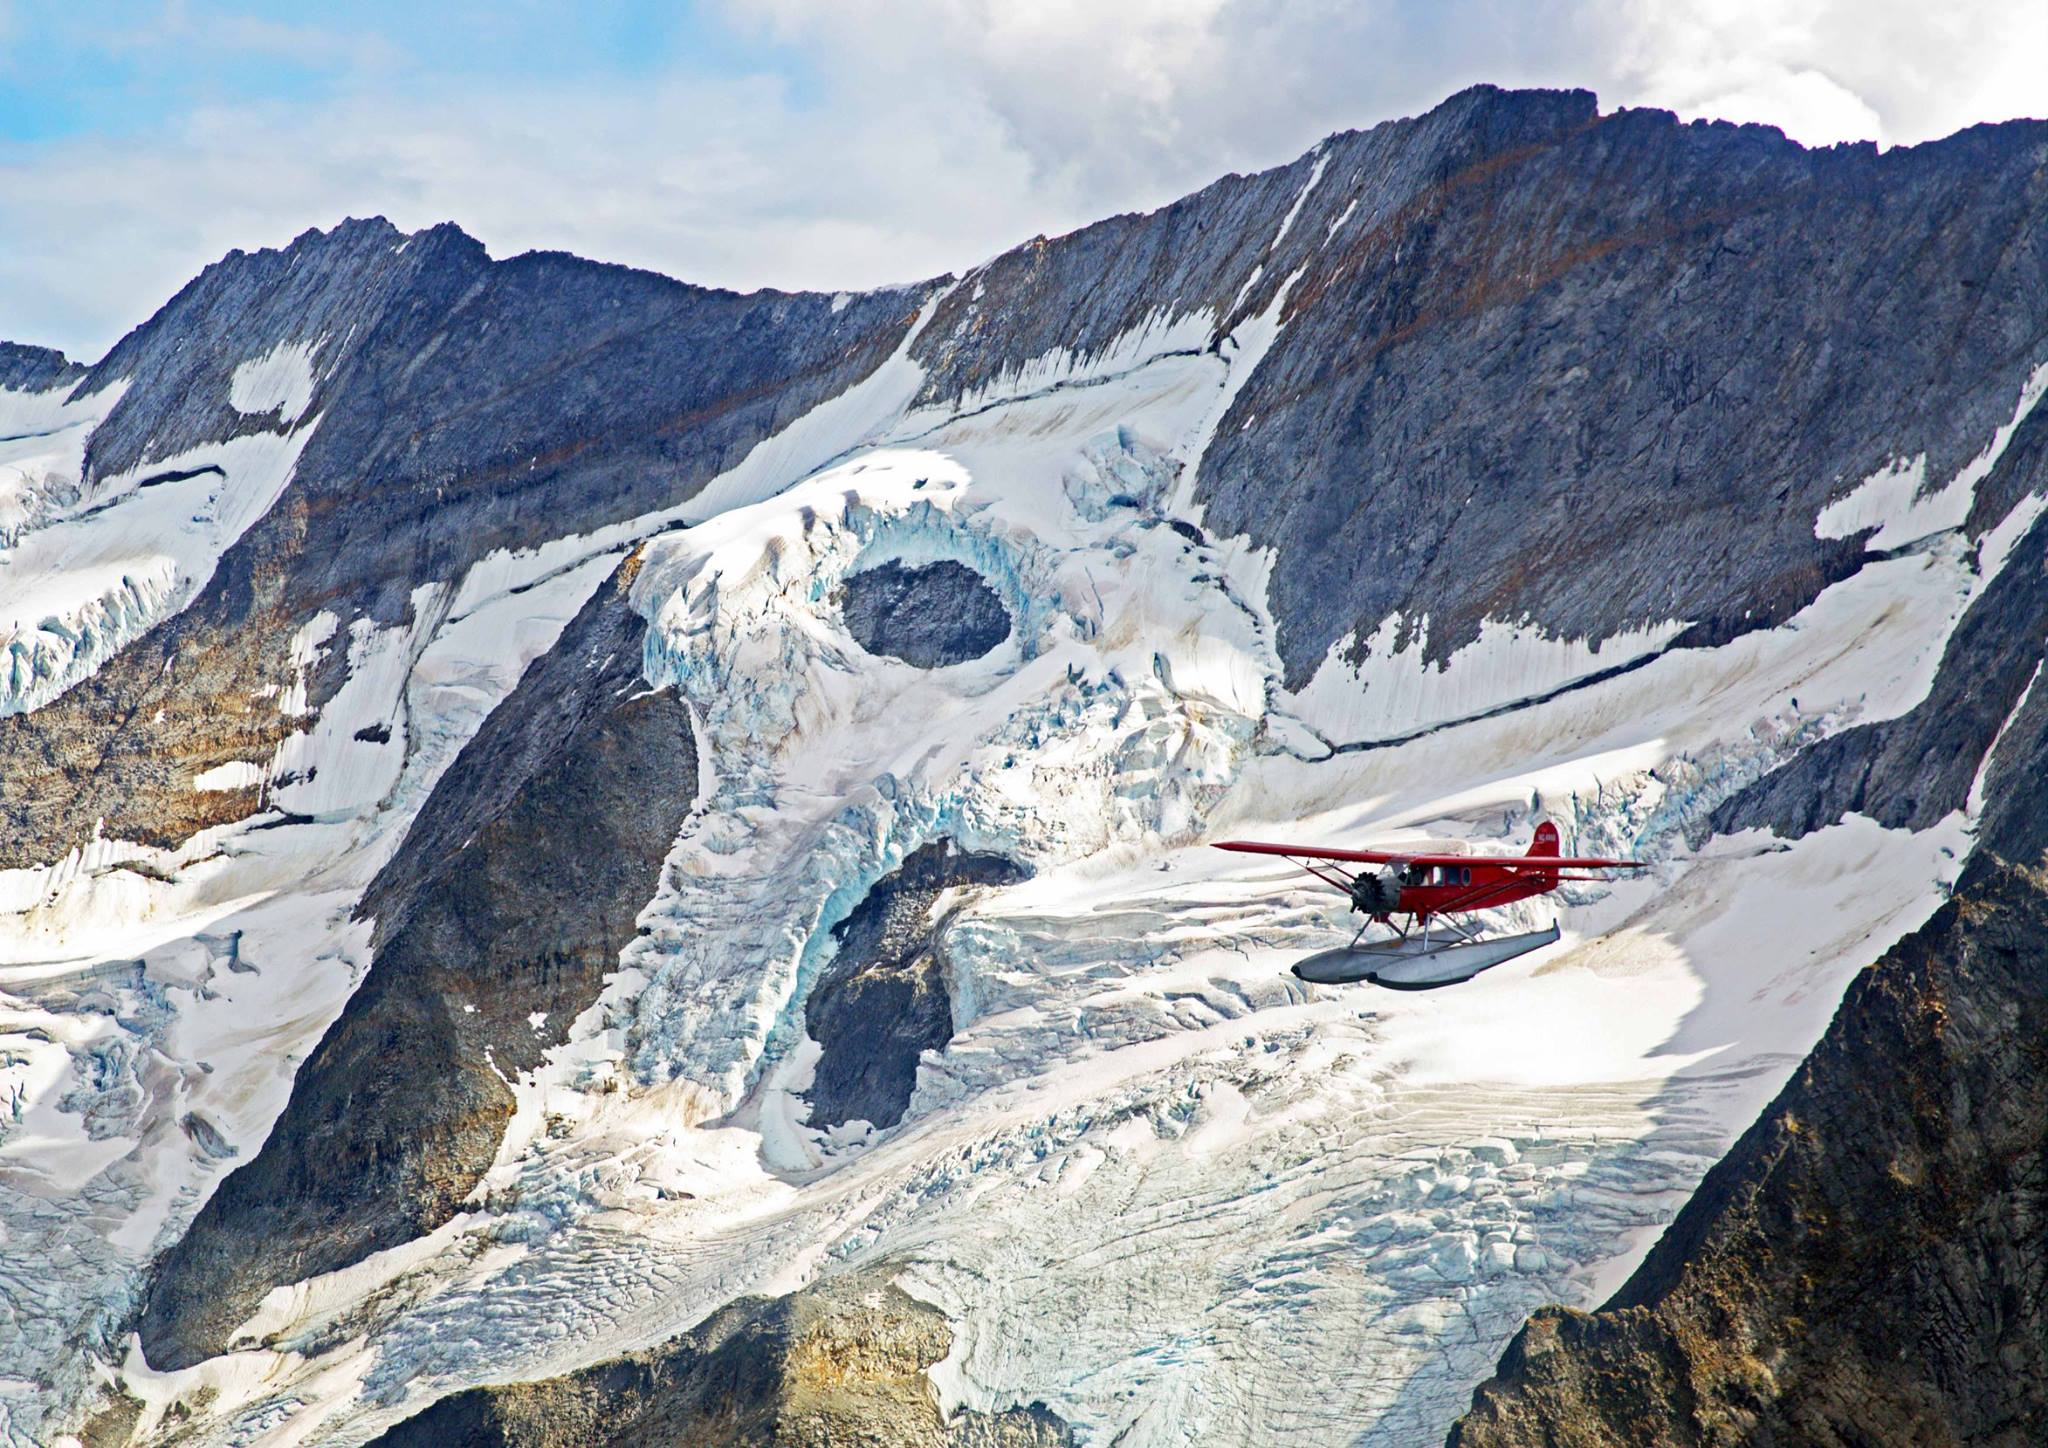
0,340,84,392
138,555,697,1371
840,561,1014,668
368,1270,1073,1448
917,86,2048,689
1447,851,2048,1448
807,842,1028,1131
0,219,928,869
1205,97,2048,690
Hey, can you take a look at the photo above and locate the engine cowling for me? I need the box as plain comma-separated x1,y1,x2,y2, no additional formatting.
1348,868,1403,915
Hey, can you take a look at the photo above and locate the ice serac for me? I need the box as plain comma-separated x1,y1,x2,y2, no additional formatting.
0,218,930,868
137,557,697,1372
368,1270,1074,1448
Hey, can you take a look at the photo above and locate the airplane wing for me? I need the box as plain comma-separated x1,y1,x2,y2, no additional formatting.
1212,839,1647,869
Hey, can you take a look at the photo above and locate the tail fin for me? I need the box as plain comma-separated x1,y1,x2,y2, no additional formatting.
1529,820,1562,888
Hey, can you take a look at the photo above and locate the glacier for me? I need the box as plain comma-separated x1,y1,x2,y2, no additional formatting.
14,307,2022,1448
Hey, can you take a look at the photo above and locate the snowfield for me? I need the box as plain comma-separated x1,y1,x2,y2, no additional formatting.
4,313,2044,1447
0,369,314,718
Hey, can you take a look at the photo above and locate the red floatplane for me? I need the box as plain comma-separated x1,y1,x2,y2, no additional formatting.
1213,821,1647,988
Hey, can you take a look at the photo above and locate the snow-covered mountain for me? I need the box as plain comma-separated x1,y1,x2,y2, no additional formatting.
3,85,2046,1446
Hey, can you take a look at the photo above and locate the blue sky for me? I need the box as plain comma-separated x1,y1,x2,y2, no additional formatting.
0,3,798,141
3,1,2044,360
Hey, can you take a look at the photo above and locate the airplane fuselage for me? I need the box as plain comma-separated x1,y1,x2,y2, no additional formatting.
1385,861,1558,922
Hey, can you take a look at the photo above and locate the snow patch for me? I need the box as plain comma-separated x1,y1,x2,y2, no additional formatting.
923,306,1220,421
191,761,265,793
1171,264,1308,512
1292,612,1691,746
229,339,318,422
1325,195,1360,240
1267,147,1329,254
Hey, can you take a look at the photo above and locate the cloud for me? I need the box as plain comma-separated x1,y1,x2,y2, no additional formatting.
1594,0,2048,146
0,70,1048,361
727,0,1594,211
2,0,2044,361
738,0,2047,164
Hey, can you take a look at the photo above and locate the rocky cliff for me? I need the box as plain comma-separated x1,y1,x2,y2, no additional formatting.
919,87,2048,692
137,557,698,1371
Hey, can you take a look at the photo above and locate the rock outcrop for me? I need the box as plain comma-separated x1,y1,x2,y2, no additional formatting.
806,841,1028,1131
369,1270,1073,1448
0,340,84,392
840,561,1014,669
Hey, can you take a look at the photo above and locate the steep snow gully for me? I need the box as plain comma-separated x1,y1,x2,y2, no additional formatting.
6,93,2048,1448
